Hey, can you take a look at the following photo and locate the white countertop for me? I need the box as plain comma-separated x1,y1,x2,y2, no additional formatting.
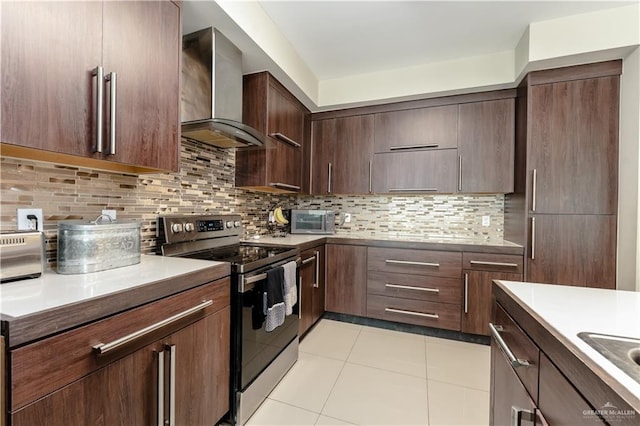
498,281,640,399
248,233,521,248
0,254,225,318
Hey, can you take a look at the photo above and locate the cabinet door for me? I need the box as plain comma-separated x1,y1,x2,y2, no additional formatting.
528,77,619,214
458,99,515,193
102,1,180,171
333,115,374,194
299,249,317,335
311,119,336,195
538,354,605,425
325,244,367,316
527,214,616,288
462,270,522,336
312,246,326,325
170,307,230,425
1,2,102,156
372,149,458,194
374,105,458,152
266,83,304,190
12,341,165,426
490,338,537,426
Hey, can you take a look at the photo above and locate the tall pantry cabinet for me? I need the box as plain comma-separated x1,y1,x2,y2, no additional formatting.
505,60,621,289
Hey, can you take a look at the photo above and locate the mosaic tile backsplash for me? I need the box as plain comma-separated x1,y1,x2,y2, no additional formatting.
1,140,504,264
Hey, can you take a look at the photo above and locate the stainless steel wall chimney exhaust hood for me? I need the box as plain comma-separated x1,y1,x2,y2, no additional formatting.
181,28,264,148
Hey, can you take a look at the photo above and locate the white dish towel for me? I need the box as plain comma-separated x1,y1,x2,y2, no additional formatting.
282,260,298,315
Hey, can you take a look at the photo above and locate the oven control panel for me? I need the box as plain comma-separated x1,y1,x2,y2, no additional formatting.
157,214,243,245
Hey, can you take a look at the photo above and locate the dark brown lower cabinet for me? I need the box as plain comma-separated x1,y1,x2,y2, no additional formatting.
299,245,326,336
527,214,616,288
462,270,522,336
10,281,230,426
325,244,367,316
490,337,538,426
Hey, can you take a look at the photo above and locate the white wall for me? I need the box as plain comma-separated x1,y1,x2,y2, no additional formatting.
618,47,640,292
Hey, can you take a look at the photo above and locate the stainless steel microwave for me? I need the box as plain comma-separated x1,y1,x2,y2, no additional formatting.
290,210,336,234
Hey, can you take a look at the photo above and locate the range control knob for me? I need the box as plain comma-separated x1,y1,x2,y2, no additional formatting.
184,223,195,232
171,223,183,233
234,220,241,228
226,221,234,229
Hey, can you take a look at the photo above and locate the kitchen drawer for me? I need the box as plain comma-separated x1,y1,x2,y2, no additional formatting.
492,304,540,404
463,252,523,273
10,278,230,410
368,247,461,278
367,294,461,331
367,271,461,304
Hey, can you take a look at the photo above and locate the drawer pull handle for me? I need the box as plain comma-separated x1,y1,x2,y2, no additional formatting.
269,182,301,191
388,188,438,192
385,259,440,267
385,307,439,319
489,323,531,368
155,350,164,426
511,406,536,426
165,344,177,426
469,260,519,268
389,144,439,151
385,283,440,293
92,300,213,355
269,132,302,148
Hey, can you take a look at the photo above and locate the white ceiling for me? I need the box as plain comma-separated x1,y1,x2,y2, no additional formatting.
257,0,634,80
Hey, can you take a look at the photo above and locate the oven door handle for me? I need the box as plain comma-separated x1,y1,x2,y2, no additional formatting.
240,257,302,292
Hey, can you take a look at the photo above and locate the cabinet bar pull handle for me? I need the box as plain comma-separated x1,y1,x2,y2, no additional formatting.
269,132,301,148
489,323,531,368
92,66,104,153
298,276,303,319
531,169,537,212
458,155,462,192
389,144,439,151
328,162,332,193
388,188,438,192
511,407,536,426
530,217,536,260
385,307,439,319
464,273,469,314
385,283,440,293
314,250,320,288
469,260,519,268
156,350,164,426
385,259,440,267
106,72,117,155
165,344,176,426
302,256,315,265
269,182,301,191
369,160,373,193
92,300,213,355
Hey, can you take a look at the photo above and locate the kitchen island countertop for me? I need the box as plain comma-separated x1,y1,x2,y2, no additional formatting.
495,280,640,414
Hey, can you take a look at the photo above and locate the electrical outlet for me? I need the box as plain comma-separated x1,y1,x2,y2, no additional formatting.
482,215,491,227
102,209,117,220
17,208,44,231
344,213,352,223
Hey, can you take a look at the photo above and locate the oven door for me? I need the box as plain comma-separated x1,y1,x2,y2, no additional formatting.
233,259,300,393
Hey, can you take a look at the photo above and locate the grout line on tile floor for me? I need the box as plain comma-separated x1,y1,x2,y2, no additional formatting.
427,377,491,393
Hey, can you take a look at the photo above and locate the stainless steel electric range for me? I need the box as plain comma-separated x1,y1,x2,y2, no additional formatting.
157,214,300,425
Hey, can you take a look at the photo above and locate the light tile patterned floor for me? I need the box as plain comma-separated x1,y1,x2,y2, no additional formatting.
246,319,491,426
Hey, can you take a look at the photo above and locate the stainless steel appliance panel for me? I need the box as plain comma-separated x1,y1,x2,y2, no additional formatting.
0,231,43,283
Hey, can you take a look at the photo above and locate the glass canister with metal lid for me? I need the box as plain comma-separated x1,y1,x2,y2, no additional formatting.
57,215,141,274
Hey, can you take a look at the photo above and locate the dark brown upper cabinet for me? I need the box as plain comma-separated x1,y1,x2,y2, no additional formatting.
528,76,619,215
0,1,181,173
237,72,309,193
374,105,458,153
311,115,374,195
458,98,515,194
